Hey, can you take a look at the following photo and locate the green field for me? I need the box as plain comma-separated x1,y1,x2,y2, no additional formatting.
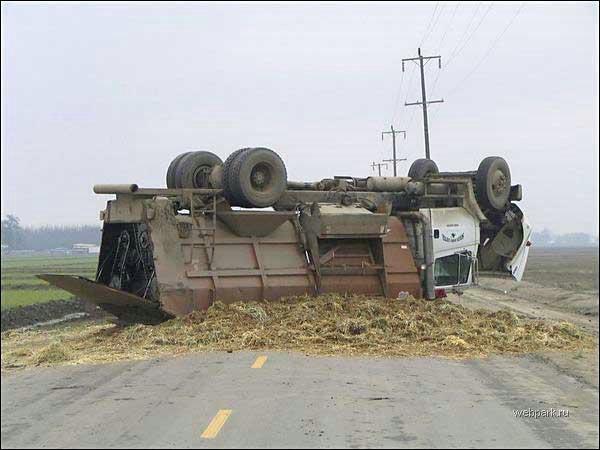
1,255,98,310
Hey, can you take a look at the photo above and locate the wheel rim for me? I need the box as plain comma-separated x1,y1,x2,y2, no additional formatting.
490,169,508,197
250,162,273,192
193,165,214,188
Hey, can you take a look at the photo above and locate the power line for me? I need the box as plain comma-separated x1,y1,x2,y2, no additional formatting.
427,2,525,124
422,3,446,48
390,68,406,125
429,2,493,107
391,2,448,139
403,48,444,160
381,126,407,176
371,161,389,176
446,2,525,96
419,2,441,48
394,2,441,126
428,2,482,100
393,2,445,126
446,2,482,63
434,1,461,54
427,1,461,100
446,2,494,67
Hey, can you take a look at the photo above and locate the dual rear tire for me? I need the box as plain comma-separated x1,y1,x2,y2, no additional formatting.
166,151,223,189
223,147,287,208
166,147,288,208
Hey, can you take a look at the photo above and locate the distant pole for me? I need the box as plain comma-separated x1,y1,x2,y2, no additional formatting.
381,126,406,176
403,48,444,159
383,157,407,174
371,161,388,176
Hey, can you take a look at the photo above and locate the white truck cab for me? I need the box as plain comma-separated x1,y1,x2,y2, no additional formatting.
424,206,531,292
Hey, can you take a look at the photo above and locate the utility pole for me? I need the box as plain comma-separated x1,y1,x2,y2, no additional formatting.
403,48,444,160
371,161,388,176
383,157,407,173
381,126,406,176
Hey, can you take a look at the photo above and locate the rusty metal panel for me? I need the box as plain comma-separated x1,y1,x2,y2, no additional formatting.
153,208,420,312
317,218,421,299
60,192,424,320
318,239,385,297
382,217,423,298
217,210,296,237
148,204,315,315
317,204,389,237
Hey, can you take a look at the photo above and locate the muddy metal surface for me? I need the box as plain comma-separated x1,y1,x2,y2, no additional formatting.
1,351,598,449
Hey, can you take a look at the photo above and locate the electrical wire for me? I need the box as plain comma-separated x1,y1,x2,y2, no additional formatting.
446,2,483,63
422,3,446,49
445,2,525,96
390,68,406,125
446,2,494,67
389,2,440,128
435,1,461,54
419,2,441,48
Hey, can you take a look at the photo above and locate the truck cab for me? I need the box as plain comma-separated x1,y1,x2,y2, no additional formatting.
423,207,479,291
424,206,532,292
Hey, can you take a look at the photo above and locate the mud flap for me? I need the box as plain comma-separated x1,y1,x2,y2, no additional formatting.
37,274,167,323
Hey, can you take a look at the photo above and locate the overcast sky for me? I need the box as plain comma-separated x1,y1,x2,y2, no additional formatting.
1,1,598,234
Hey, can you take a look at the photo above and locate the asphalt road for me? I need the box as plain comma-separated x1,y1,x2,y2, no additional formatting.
1,352,598,449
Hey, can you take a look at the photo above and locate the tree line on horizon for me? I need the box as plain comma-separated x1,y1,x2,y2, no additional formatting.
1,215,598,251
531,229,598,247
1,215,101,251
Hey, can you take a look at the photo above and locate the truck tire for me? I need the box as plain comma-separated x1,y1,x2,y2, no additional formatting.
476,156,511,211
166,152,192,188
224,147,287,208
221,148,252,204
408,158,439,180
174,151,223,188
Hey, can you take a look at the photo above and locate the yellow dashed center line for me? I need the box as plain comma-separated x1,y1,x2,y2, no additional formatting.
201,409,232,439
200,357,266,439
251,355,268,369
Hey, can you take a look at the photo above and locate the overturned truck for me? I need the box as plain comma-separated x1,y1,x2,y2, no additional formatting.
40,148,531,322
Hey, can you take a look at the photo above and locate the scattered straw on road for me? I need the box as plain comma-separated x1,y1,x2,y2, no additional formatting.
1,295,595,370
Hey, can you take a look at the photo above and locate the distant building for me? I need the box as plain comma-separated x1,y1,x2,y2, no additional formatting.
72,243,100,255
50,247,71,256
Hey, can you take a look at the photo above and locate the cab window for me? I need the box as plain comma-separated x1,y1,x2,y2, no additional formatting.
434,253,471,287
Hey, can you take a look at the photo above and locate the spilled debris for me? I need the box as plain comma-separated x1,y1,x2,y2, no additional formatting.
1,295,595,370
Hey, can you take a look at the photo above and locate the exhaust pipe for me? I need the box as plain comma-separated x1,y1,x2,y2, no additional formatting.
397,212,435,300
93,184,139,194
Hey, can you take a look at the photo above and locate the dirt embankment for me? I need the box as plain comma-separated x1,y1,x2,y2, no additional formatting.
0,300,96,332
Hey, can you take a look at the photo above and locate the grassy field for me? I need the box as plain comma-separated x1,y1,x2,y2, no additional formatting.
1,255,98,310
1,247,597,311
523,247,599,294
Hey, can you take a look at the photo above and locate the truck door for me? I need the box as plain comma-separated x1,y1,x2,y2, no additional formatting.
478,205,532,281
424,207,480,289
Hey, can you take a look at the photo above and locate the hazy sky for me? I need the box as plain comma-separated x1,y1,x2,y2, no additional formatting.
1,2,598,234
